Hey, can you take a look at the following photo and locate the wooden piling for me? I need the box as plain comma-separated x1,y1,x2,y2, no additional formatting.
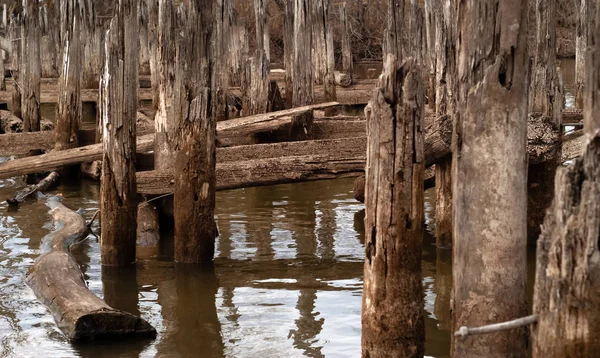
340,2,353,81
154,0,176,172
452,0,529,356
9,11,21,118
22,0,41,136
362,56,425,357
527,0,563,241
55,0,81,152
173,0,218,264
243,0,270,116
532,5,600,354
147,0,159,111
81,0,103,89
100,0,139,266
318,0,336,116
291,0,314,140
575,0,592,109
284,0,294,108
40,1,60,78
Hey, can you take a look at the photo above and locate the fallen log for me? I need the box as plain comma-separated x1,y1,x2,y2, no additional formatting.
0,134,154,179
216,101,339,132
26,198,156,341
7,171,60,206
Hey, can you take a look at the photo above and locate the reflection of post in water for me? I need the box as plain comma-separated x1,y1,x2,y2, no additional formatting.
101,265,140,316
156,264,225,357
434,247,452,331
216,219,233,259
245,187,275,260
289,288,324,357
315,199,336,260
353,209,365,246
286,186,317,258
221,286,241,325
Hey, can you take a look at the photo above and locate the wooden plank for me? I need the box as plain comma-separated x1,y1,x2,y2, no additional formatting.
216,101,339,131
0,134,154,179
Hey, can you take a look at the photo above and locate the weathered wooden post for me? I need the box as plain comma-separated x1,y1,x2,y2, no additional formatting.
55,0,81,152
147,0,159,111
243,0,270,115
100,0,139,266
9,11,21,118
40,1,59,78
154,0,176,171
22,0,41,136
290,0,314,140
173,0,218,263
81,0,104,89
362,56,425,357
424,0,436,111
316,0,336,116
340,2,353,81
138,1,150,76
0,5,6,92
527,0,563,241
434,0,453,248
575,0,592,109
532,4,600,355
284,0,294,108
452,0,529,356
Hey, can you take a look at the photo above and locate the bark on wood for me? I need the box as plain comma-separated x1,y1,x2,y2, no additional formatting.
532,9,600,355
291,0,314,140
99,0,139,266
154,0,176,172
26,198,156,341
340,2,353,81
452,1,529,356
22,0,41,135
6,170,59,206
173,0,217,264
362,57,425,357
55,0,81,152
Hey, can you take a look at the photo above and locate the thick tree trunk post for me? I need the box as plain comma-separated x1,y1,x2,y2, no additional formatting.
424,0,436,111
22,0,41,136
55,0,81,152
340,2,353,81
40,1,59,78
435,157,452,248
154,0,176,172
173,0,218,264
284,0,294,108
147,0,159,112
138,1,150,76
245,0,270,116
532,8,600,356
81,0,102,89
291,0,314,140
9,13,21,118
575,0,592,109
26,199,156,341
100,0,139,266
214,0,229,122
320,0,336,116
362,56,425,358
311,1,325,85
452,1,529,356
527,0,563,241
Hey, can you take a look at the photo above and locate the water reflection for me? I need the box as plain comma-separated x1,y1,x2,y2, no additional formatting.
0,177,453,357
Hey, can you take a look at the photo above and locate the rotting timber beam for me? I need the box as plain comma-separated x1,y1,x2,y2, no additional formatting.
0,134,154,179
26,198,156,341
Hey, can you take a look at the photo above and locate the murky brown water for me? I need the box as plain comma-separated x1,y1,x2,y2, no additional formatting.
0,175,451,358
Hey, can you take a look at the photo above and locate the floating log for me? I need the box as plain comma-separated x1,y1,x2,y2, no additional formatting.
0,134,154,179
26,198,156,341
7,171,60,206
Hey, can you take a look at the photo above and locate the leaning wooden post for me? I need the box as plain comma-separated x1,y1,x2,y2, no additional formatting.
532,4,600,355
154,0,176,171
100,0,139,266
452,0,529,356
527,0,563,241
55,0,81,152
340,2,353,81
173,0,218,263
575,0,592,109
290,0,314,140
284,0,294,108
362,56,425,357
22,0,41,136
